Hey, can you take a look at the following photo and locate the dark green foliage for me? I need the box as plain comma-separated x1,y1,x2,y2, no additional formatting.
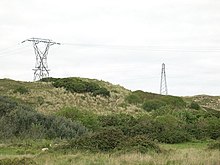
203,107,220,118
190,102,200,110
90,128,125,152
117,135,162,153
143,99,166,112
70,128,125,152
98,114,190,144
208,140,220,150
40,77,59,82
57,107,100,130
70,128,161,153
206,117,220,139
126,90,186,111
51,78,110,97
126,90,160,104
160,96,186,108
0,157,37,165
0,96,87,140
13,86,29,94
36,96,44,105
98,114,137,128
152,115,190,143
92,87,110,97
0,96,18,116
125,94,142,104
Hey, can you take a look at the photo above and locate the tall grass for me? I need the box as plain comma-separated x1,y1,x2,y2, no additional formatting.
32,148,220,165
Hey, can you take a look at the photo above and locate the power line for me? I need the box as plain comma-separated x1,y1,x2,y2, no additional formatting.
0,45,30,58
61,42,220,52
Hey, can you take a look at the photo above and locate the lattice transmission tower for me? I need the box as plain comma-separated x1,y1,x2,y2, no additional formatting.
160,63,168,95
22,38,60,81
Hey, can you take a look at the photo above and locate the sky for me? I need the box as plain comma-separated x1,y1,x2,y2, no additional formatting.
0,0,220,96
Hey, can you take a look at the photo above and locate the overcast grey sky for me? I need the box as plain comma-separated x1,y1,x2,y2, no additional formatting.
0,0,220,96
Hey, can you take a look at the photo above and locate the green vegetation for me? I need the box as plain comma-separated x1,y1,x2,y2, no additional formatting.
0,157,37,165
41,77,110,97
0,96,87,140
13,86,29,94
190,101,200,110
57,107,99,130
126,90,186,112
208,140,220,150
0,77,220,164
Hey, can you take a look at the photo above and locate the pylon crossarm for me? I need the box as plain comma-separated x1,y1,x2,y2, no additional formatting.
22,38,60,81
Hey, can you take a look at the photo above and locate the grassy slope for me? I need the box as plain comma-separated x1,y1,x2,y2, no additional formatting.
0,78,143,115
1,78,220,115
187,95,220,111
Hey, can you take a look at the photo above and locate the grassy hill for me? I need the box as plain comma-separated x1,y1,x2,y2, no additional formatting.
0,78,142,115
0,77,220,164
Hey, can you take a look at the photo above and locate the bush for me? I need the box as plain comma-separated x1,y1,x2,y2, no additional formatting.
98,114,136,128
125,94,142,104
70,128,125,152
143,99,166,112
160,96,186,108
190,102,200,110
52,78,110,97
0,96,18,116
122,115,154,137
208,140,220,150
117,135,162,153
0,98,87,140
13,86,29,94
57,107,100,130
126,90,160,104
40,77,59,82
126,91,186,111
152,115,190,143
92,88,110,97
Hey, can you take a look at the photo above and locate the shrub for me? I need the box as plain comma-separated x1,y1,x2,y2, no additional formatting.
70,128,125,152
36,96,44,105
0,99,87,140
117,135,162,153
0,96,18,116
92,87,110,97
13,86,29,94
52,78,110,97
160,96,186,108
208,140,220,150
125,94,142,104
57,107,100,130
152,115,190,143
126,90,160,104
98,114,137,128
190,102,200,110
143,99,166,112
40,77,59,82
122,115,154,137
126,91,186,110
207,117,220,139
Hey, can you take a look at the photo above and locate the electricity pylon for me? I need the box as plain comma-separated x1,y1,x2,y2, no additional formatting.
22,38,60,81
160,63,168,95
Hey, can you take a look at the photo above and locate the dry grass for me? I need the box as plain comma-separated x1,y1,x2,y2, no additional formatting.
186,95,220,111
31,148,220,165
1,78,144,115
